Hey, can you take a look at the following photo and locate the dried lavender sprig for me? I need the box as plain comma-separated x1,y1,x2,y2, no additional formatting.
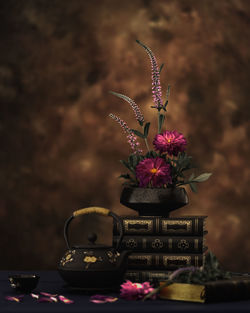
127,133,143,154
110,91,144,125
143,266,199,301
136,40,163,110
109,113,142,154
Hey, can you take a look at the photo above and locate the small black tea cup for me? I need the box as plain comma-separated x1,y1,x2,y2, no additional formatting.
9,274,40,293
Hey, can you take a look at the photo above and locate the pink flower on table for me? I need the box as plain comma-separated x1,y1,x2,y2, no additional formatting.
136,157,172,187
153,130,187,156
120,280,156,300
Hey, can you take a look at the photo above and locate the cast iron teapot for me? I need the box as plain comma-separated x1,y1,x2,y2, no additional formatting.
58,206,130,291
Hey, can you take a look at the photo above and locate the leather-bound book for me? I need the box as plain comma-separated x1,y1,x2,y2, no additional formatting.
113,235,207,253
128,253,205,270
113,216,207,236
125,270,172,283
159,276,250,303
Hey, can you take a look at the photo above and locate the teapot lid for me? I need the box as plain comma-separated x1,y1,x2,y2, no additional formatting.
72,233,114,250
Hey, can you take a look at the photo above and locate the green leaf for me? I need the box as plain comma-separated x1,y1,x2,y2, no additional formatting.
189,173,195,181
131,129,145,139
193,173,212,182
190,182,198,193
159,114,165,133
119,174,131,179
120,160,131,171
159,63,164,74
145,150,158,158
128,154,139,168
143,122,150,138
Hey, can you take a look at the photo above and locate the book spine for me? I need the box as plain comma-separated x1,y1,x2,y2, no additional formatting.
125,270,172,283
113,236,205,253
159,277,250,303
113,217,206,236
127,253,204,270
205,278,250,302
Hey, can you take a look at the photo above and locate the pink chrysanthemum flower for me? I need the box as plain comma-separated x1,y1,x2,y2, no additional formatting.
120,280,156,300
153,130,187,156
135,157,172,187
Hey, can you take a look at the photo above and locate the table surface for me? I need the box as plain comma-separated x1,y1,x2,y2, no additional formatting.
1,271,250,313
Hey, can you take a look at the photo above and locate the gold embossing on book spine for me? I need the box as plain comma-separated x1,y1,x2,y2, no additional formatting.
129,255,152,266
195,218,198,234
125,238,137,249
159,283,205,303
124,220,153,234
194,239,199,251
156,217,160,233
162,220,192,234
169,238,173,251
163,256,191,267
177,239,189,251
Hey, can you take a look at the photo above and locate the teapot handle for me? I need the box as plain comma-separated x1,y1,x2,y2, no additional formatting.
63,206,124,251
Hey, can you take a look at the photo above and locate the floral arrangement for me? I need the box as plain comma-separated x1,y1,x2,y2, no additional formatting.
109,40,211,192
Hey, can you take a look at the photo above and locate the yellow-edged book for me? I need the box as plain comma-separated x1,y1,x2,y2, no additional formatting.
159,276,250,303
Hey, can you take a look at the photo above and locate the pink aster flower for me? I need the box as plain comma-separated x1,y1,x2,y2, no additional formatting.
135,157,172,187
153,130,187,156
120,280,156,300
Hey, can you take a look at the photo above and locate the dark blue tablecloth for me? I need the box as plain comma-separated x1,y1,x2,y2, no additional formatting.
1,271,250,313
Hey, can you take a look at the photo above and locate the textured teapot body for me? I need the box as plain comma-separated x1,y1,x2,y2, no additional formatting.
59,248,127,272
58,207,129,290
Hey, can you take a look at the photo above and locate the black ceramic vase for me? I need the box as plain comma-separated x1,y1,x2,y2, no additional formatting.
120,187,188,217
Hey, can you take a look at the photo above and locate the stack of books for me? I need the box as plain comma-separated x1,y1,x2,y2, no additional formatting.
113,216,207,283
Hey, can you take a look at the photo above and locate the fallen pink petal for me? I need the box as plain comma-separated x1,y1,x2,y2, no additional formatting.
105,297,118,303
59,295,74,304
5,295,24,303
38,297,54,303
90,295,118,304
31,293,39,299
40,292,57,297
50,296,58,303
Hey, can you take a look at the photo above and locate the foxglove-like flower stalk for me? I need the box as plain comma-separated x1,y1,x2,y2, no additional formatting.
136,40,163,110
109,113,142,154
110,91,144,125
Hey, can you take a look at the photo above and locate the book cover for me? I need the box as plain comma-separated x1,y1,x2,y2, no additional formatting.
159,276,250,303
125,270,172,283
113,216,207,236
113,235,207,253
128,253,205,270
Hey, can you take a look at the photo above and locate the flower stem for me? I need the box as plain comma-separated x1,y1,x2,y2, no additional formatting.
141,125,150,152
157,111,161,133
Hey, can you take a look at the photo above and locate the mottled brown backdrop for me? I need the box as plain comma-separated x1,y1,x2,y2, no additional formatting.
1,0,250,271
